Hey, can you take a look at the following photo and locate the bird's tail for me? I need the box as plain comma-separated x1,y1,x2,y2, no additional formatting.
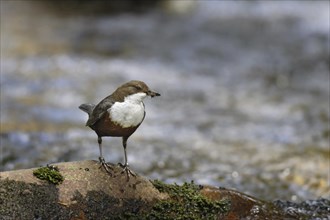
79,104,95,117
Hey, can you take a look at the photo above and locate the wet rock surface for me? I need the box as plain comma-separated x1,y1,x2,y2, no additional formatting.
273,198,330,220
0,160,317,219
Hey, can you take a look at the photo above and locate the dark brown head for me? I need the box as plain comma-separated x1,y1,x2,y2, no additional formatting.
113,80,160,101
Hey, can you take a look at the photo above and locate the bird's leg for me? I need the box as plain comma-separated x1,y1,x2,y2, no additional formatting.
98,136,113,175
118,137,136,181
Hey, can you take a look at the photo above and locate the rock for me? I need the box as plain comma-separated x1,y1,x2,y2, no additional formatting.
0,160,288,219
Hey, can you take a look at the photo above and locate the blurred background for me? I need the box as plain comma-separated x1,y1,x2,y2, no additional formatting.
1,1,329,202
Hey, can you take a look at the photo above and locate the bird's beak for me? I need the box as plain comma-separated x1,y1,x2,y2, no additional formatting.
147,90,160,98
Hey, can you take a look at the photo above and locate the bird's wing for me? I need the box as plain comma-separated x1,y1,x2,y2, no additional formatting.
86,96,115,126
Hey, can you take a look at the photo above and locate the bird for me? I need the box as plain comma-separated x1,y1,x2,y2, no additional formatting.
79,80,160,180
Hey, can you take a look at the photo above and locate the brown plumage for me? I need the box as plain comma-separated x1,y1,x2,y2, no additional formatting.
79,80,160,180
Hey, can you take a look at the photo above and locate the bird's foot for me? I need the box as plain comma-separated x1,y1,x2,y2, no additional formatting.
98,157,113,176
118,163,136,181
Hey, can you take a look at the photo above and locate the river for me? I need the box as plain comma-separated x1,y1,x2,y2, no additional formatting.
1,1,329,202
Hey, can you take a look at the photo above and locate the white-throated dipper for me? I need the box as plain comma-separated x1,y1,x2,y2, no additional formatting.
79,80,160,180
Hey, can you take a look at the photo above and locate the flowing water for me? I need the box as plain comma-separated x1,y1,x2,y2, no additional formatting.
1,1,329,204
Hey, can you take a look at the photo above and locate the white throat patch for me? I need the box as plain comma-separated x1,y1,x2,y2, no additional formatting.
108,92,147,128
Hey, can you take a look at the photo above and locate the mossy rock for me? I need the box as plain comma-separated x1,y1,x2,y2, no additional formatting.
1,160,292,219
33,165,64,185
139,180,230,219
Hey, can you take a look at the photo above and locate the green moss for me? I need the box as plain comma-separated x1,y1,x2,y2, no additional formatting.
145,180,230,219
33,166,64,185
113,180,230,219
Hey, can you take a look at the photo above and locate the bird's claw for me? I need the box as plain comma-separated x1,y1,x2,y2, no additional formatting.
118,163,136,181
99,157,113,176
